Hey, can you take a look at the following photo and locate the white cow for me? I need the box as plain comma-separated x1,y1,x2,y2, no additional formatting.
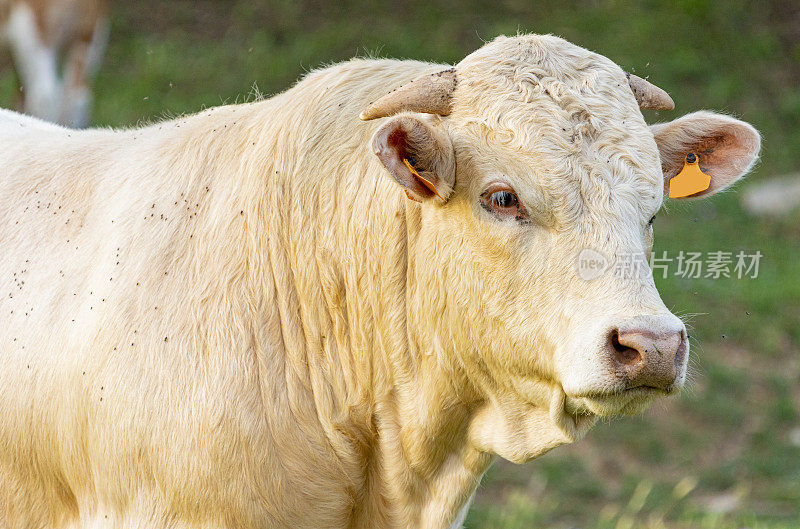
0,34,759,528
0,0,109,127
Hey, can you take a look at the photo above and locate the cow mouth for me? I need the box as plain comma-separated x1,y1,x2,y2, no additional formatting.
564,386,670,417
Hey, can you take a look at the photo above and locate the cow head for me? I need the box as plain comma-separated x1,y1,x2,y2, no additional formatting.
362,35,760,462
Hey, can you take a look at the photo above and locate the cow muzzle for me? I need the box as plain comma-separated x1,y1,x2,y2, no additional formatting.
607,317,688,392
560,313,689,417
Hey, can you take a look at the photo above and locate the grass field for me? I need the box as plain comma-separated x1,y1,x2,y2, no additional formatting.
2,1,798,527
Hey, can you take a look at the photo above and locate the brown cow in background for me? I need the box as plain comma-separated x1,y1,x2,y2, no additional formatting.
0,0,109,127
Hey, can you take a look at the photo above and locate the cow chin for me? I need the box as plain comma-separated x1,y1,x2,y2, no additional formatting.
564,387,665,417
471,386,599,464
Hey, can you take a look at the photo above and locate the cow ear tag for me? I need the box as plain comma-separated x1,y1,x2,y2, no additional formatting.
402,158,445,201
668,153,711,198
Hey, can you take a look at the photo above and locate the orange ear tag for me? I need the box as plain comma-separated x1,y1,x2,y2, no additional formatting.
402,158,445,201
668,153,711,198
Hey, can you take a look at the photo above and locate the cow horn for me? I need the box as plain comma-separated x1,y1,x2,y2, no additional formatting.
627,73,674,111
360,68,458,120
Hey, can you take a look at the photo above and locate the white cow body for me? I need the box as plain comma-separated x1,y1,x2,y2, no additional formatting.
0,35,760,529
0,59,466,529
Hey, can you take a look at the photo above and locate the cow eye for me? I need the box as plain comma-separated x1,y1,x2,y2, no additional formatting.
480,185,529,221
490,191,518,208
648,215,656,226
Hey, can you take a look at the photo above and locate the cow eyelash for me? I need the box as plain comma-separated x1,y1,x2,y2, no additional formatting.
480,185,530,222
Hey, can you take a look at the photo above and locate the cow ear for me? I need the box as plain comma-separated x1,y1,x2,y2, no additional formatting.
650,111,761,199
370,115,455,203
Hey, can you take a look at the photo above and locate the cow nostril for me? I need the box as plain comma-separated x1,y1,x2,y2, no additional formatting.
609,329,642,366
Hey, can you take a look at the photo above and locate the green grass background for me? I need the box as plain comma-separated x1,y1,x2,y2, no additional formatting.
3,1,798,527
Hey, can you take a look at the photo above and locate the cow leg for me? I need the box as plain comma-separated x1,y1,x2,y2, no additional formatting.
9,54,25,112
447,491,476,529
4,2,62,123
62,17,109,128
0,45,24,111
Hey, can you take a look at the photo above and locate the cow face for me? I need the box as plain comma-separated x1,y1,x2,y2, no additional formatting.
366,35,760,459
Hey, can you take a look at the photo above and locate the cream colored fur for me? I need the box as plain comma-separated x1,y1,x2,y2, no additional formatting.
0,34,760,528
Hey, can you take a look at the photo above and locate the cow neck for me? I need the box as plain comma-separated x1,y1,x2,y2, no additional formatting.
242,94,494,528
